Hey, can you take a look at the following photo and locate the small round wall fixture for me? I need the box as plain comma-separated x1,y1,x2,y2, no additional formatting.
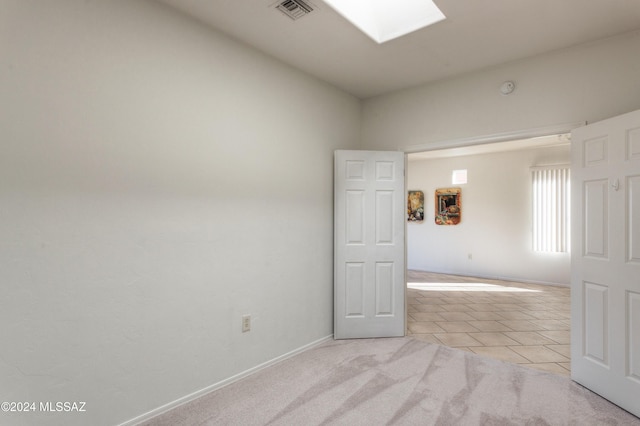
500,81,515,95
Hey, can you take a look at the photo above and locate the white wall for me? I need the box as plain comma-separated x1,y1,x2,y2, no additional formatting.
363,30,640,285
0,1,360,425
407,145,571,285
362,30,640,151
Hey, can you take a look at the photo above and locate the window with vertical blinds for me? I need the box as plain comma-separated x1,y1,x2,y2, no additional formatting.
532,166,570,253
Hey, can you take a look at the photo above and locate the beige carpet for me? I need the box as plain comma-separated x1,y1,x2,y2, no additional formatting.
141,337,639,425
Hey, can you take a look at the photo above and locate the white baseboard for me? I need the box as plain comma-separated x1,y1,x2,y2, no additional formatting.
407,268,570,287
117,334,334,426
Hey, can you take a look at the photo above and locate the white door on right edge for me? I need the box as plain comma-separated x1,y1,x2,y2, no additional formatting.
571,108,640,418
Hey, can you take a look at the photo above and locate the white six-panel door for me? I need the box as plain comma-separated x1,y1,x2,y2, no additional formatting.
571,109,640,417
334,150,406,339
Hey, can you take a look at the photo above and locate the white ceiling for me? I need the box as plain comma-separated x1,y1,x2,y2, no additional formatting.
157,0,640,99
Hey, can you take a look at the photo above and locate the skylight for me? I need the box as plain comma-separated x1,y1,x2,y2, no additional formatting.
322,0,445,44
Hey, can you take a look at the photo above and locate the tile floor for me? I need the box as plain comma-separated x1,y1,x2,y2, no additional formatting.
407,270,571,376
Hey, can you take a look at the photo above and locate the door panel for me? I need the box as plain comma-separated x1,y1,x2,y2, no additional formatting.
583,281,608,366
345,262,365,317
375,191,394,244
375,262,394,315
583,179,608,258
629,291,640,380
335,150,405,339
628,128,640,160
629,176,640,263
571,109,640,418
346,190,365,244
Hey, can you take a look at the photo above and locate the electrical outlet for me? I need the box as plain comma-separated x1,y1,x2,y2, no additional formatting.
468,253,472,260
242,314,251,333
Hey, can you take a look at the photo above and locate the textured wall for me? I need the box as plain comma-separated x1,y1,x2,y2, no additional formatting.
0,1,360,425
362,30,640,151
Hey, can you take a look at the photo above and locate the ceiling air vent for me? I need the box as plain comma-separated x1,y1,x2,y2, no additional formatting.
276,0,313,20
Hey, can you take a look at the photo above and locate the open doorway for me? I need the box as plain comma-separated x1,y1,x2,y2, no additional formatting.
405,134,572,376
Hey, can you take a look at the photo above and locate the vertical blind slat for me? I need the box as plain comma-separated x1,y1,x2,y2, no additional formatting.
532,167,570,253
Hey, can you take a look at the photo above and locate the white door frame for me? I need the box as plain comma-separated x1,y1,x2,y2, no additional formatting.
402,122,585,154
342,122,583,339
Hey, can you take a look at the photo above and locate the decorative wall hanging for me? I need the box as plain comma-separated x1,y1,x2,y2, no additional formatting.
435,188,461,225
407,190,424,222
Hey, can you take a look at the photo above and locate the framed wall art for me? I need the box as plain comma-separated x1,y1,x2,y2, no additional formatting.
435,188,461,225
407,190,424,222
